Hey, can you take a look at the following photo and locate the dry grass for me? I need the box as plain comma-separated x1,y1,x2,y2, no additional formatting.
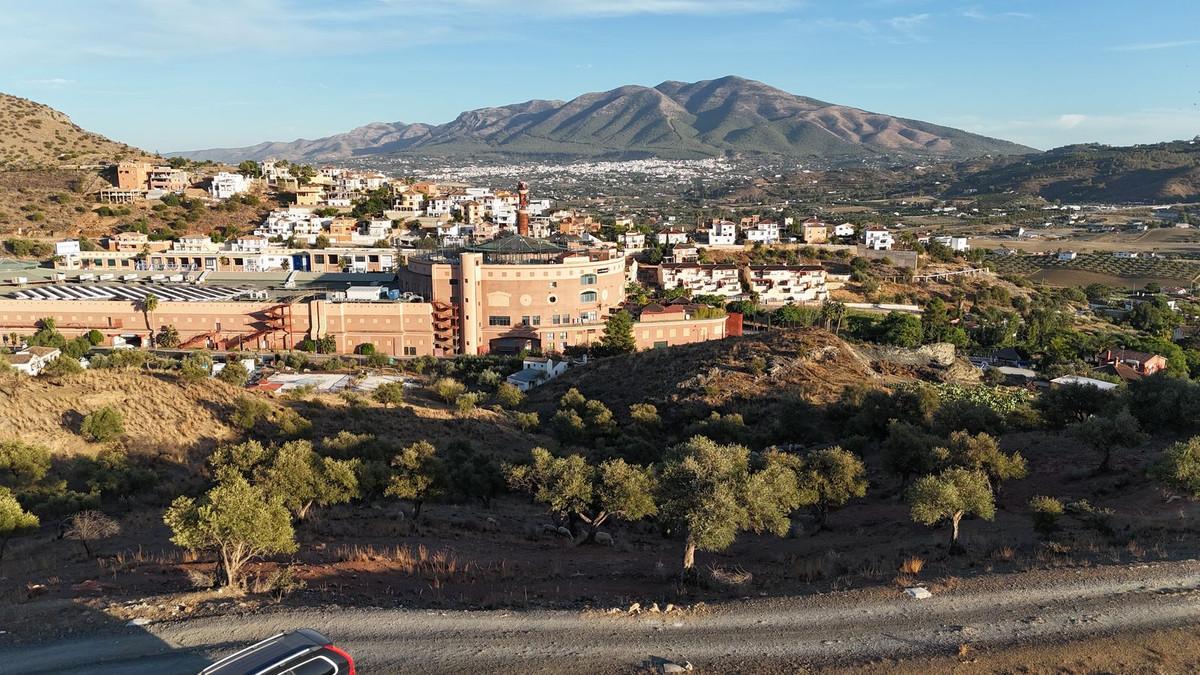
0,93,148,169
0,370,253,457
332,543,471,580
899,556,925,575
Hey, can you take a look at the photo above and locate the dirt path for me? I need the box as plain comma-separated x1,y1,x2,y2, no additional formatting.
4,560,1200,674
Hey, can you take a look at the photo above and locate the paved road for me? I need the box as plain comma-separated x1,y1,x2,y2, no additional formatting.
4,560,1200,674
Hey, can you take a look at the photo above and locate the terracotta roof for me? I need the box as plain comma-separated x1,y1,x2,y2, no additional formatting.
25,346,61,357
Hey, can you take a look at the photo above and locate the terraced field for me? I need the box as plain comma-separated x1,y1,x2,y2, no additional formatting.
989,251,1200,285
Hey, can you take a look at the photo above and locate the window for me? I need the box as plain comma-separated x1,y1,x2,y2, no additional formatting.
654,341,668,349
489,316,511,326
580,290,597,303
580,274,597,285
547,295,557,304
403,346,417,356
580,310,597,322
552,315,561,325
314,254,325,264
549,281,557,288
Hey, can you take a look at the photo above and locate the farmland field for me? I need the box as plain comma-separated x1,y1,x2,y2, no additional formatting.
988,251,1200,287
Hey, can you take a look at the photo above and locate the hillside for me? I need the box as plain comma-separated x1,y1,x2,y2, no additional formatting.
949,140,1200,203
177,76,1035,162
0,93,149,169
525,328,978,430
0,370,245,457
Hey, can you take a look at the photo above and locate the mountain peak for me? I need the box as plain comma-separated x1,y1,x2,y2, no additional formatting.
174,77,1035,162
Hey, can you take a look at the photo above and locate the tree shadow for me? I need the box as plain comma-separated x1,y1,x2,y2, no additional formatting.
0,601,214,674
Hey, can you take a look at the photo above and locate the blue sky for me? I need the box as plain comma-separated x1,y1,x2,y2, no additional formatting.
2,0,1198,153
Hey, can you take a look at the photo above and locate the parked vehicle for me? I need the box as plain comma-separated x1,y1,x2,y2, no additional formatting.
200,629,354,675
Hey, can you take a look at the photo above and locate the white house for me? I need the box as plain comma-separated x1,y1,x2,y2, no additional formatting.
743,221,781,245
619,231,646,250
706,221,737,246
209,172,252,200
864,228,895,251
833,223,856,238
1057,251,1078,261
745,265,829,305
1114,251,1138,259
506,356,569,392
657,263,742,298
655,228,689,246
932,235,969,252
7,346,61,376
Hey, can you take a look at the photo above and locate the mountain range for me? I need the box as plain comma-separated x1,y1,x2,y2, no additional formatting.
175,76,1035,163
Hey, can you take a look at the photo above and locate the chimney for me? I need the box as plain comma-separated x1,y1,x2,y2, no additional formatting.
516,181,530,236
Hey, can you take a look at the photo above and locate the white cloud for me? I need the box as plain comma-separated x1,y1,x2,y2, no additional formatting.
1110,40,1200,52
1057,114,1087,129
946,109,1200,149
798,12,930,43
961,7,1033,21
22,78,75,87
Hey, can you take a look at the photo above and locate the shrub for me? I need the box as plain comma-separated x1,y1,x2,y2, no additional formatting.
1029,496,1064,537
373,381,406,408
85,329,104,346
1152,436,1200,498
454,392,482,415
513,411,540,431
179,353,212,382
216,361,249,386
494,382,524,409
63,510,120,557
41,355,83,377
231,395,272,430
433,377,466,403
80,407,124,442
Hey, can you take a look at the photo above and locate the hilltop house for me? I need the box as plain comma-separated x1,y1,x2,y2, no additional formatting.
864,228,895,251
1096,348,1168,378
655,228,689,246
657,263,742,298
6,346,61,376
801,218,829,244
706,221,737,246
506,356,570,392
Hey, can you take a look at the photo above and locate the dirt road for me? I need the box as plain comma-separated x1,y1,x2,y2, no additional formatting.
4,560,1200,674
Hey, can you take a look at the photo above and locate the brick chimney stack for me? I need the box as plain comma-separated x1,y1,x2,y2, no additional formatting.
516,181,530,236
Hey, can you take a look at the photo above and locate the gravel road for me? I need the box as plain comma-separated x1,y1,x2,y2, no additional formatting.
4,560,1199,674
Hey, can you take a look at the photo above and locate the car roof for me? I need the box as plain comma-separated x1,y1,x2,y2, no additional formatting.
201,629,332,675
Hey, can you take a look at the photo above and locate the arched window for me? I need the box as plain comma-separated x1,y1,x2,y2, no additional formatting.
580,273,597,285
580,290,598,303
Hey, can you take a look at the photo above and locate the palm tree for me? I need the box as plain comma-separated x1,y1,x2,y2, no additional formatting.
141,293,158,347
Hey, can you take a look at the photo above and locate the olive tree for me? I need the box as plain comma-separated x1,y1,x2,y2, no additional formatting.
164,469,296,589
506,447,656,543
81,407,124,442
797,446,867,529
372,381,406,408
258,441,359,520
0,487,39,561
909,468,995,553
1152,436,1200,497
216,361,249,386
935,431,1027,494
1070,408,1144,473
0,440,51,489
385,440,445,519
657,437,810,573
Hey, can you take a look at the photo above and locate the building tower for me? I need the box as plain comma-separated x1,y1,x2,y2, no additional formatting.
516,181,530,236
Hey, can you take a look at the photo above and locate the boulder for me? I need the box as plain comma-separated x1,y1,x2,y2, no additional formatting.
594,532,614,546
